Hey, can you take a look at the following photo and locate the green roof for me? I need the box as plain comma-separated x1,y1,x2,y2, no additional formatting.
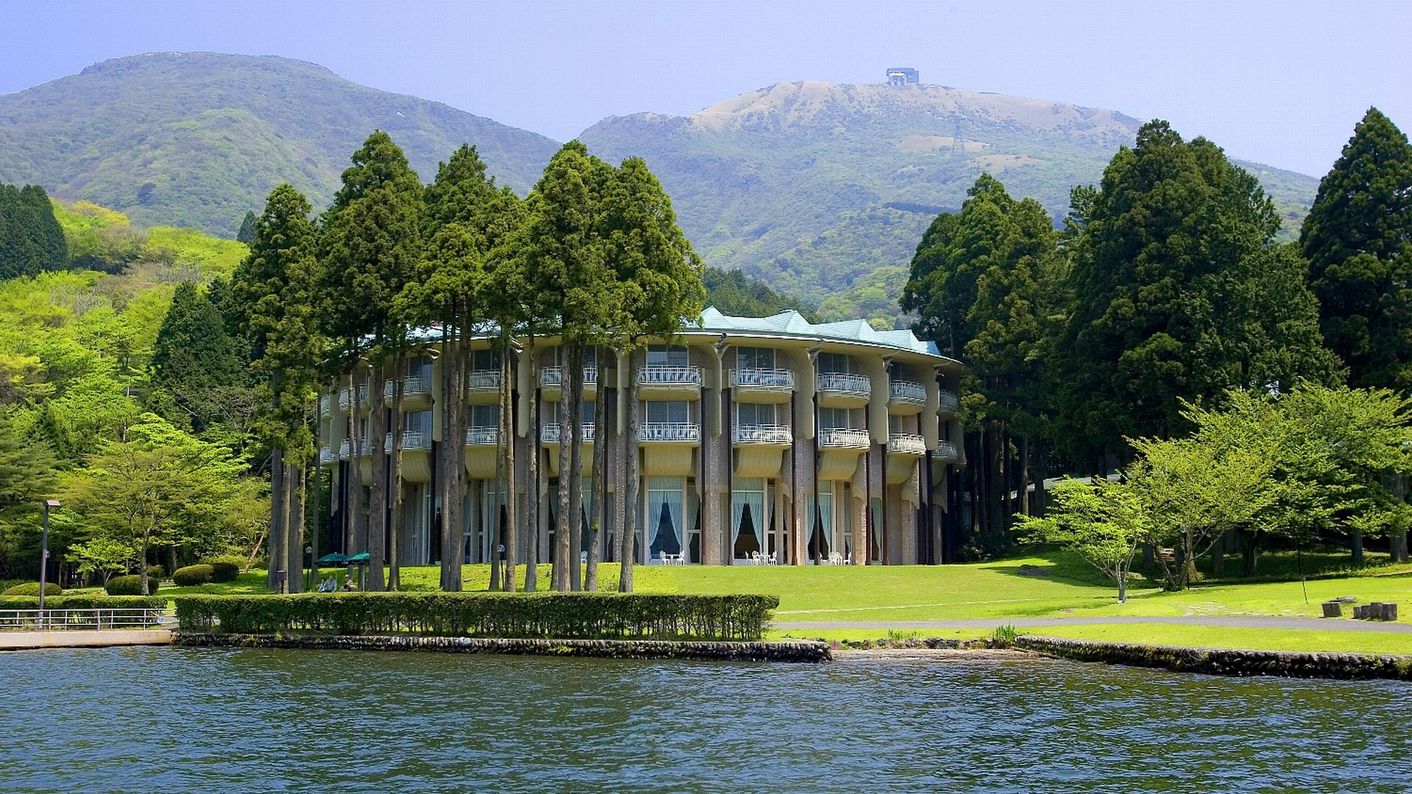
692,306,951,360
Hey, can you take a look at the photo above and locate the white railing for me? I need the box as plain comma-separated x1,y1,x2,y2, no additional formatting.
637,366,702,386
641,422,701,442
338,385,368,411
384,375,431,398
818,427,870,449
540,422,597,444
319,394,332,415
0,608,165,631
539,366,599,388
889,380,927,404
730,368,795,390
465,426,499,446
817,372,871,397
467,370,501,391
733,424,793,444
933,440,960,461
319,446,337,465
938,390,960,413
889,432,927,455
384,431,430,452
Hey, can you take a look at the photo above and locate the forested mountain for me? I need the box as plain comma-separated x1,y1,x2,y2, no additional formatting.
0,53,560,236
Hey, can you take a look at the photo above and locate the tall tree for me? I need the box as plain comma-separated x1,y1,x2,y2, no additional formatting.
149,282,244,434
237,211,259,245
0,184,67,279
1301,107,1412,394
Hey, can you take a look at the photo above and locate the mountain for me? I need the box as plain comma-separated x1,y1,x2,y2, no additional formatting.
0,53,560,236
579,81,1320,308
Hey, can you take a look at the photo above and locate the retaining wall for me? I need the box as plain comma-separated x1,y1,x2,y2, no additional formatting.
1016,636,1412,681
173,632,830,662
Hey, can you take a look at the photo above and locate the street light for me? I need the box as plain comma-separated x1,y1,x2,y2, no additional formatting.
39,499,60,625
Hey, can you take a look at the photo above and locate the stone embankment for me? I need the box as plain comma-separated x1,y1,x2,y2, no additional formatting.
173,632,831,662
1016,636,1412,681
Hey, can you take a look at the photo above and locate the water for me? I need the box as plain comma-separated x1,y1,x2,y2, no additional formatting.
2,647,1409,792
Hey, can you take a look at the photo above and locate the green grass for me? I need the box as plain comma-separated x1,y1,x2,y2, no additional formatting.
1029,623,1412,655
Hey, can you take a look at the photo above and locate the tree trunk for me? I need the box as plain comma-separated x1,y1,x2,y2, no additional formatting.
554,339,573,592
1018,435,1030,516
346,365,364,556
489,344,507,591
310,460,320,590
502,339,519,593
1351,528,1364,566
1117,570,1127,603
1242,531,1259,577
286,461,305,593
619,352,640,593
268,446,286,591
586,348,606,592
439,329,455,591
389,351,405,591
367,359,388,591
1211,529,1225,579
524,338,540,592
568,343,585,591
1181,530,1198,589
444,331,468,591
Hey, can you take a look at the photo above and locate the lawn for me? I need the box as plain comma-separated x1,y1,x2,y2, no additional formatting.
1027,623,1412,656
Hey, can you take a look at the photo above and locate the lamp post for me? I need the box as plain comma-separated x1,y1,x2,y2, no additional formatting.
39,499,60,627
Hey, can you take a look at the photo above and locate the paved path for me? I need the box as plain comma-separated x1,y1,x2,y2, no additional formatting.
775,616,1412,633
0,629,172,650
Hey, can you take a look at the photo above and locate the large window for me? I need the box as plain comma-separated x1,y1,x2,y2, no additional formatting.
736,402,776,427
819,407,851,430
646,476,684,563
470,404,499,429
472,348,501,370
732,477,766,559
646,401,690,424
806,490,835,559
646,345,688,367
818,352,851,374
736,346,776,370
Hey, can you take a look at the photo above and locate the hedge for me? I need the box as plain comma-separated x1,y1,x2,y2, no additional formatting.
2,582,62,596
0,595,167,610
174,593,779,641
172,564,215,586
202,556,244,583
106,575,160,596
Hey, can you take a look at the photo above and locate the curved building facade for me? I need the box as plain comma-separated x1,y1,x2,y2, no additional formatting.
317,307,966,566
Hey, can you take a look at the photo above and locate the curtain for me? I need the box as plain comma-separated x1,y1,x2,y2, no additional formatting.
648,488,681,557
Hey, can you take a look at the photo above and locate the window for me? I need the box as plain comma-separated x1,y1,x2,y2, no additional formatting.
470,404,499,428
732,477,766,559
472,349,500,370
736,346,776,370
736,402,776,427
405,410,431,435
410,355,433,379
819,407,851,430
818,352,851,374
647,345,688,367
646,476,685,562
646,401,689,424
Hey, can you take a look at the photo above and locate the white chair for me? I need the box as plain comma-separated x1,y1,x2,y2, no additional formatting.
658,551,669,565
766,550,778,565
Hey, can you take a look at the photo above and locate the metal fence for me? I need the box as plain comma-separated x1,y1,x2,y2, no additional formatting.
0,608,165,631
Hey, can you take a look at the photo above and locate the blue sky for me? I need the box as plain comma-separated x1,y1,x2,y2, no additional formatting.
3,0,1410,176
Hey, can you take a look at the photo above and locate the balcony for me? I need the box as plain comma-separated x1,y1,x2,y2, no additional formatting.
637,366,702,400
318,445,337,466
817,372,871,408
539,366,599,400
339,438,371,459
464,426,500,447
732,424,793,446
464,426,499,479
466,369,501,404
337,385,369,412
540,422,597,446
384,375,432,409
888,432,927,456
641,421,701,444
818,427,870,450
933,440,960,463
319,394,333,417
730,368,794,403
384,430,431,453
938,389,960,416
887,380,927,414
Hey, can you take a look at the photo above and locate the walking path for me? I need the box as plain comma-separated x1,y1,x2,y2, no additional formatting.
774,615,1412,633
0,629,172,651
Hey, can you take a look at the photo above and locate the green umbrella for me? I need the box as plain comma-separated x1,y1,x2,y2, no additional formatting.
316,552,349,566
346,552,371,565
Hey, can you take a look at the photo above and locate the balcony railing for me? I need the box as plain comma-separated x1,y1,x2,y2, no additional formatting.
384,375,431,399
818,427,870,449
641,422,701,443
539,366,599,388
733,424,793,445
541,422,597,444
337,385,368,411
339,438,371,458
888,432,927,455
817,372,871,397
933,440,960,462
319,446,337,465
467,370,501,391
637,366,702,386
889,380,927,404
465,426,499,446
384,431,430,452
938,390,960,413
319,394,332,416
730,368,795,390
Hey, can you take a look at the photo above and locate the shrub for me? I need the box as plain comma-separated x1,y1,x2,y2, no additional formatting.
0,595,166,610
991,624,1019,649
105,575,160,596
2,582,62,597
174,593,779,641
201,556,244,583
171,564,215,587
146,565,166,580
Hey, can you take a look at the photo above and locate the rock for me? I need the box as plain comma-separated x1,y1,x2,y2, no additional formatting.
1018,564,1051,577
1321,601,1343,618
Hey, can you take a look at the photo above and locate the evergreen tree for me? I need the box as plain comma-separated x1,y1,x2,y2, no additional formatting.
236,211,259,244
149,282,244,433
1300,107,1412,393
0,183,67,279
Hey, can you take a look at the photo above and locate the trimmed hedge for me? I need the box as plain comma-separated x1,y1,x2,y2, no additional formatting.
0,595,166,610
202,556,244,583
106,575,160,596
2,582,62,596
174,593,779,641
171,564,215,586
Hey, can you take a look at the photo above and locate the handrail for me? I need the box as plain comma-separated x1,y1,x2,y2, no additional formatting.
817,372,871,396
465,426,499,446
888,432,927,455
541,422,597,444
730,368,795,389
938,390,960,413
467,370,501,390
384,375,431,398
0,607,164,631
641,421,701,442
933,440,960,461
888,380,927,404
539,366,600,388
637,365,702,386
338,439,353,460
319,446,338,465
733,424,793,444
384,431,430,452
337,385,368,411
818,427,870,449
319,394,332,415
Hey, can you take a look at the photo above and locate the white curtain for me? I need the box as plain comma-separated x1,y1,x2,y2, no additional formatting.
647,483,682,559
731,488,765,557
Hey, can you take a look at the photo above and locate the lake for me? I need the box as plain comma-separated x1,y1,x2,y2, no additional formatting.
2,647,1408,792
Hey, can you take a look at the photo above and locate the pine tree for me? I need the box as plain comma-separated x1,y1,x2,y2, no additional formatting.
236,211,259,244
1301,107,1412,393
149,281,244,433
0,183,67,279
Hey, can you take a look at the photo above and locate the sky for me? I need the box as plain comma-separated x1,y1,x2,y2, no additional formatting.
2,0,1411,176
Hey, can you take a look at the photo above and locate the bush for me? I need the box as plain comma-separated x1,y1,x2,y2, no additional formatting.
175,593,779,641
147,565,166,580
106,575,160,596
171,564,215,587
2,582,62,597
0,595,166,610
991,624,1019,649
201,556,244,583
